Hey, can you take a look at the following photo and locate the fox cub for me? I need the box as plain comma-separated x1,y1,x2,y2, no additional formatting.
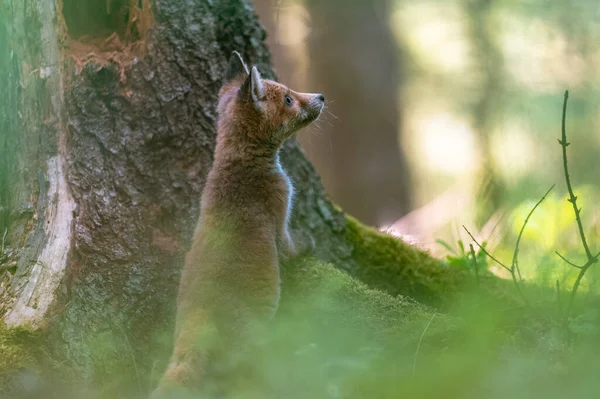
151,51,324,396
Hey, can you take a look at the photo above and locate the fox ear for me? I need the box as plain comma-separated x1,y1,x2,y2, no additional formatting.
239,65,265,107
226,51,249,82
250,66,265,104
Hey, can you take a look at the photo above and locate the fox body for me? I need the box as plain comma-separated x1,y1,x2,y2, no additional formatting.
152,52,324,396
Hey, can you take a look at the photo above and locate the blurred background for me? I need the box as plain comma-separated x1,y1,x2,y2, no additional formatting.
254,0,600,286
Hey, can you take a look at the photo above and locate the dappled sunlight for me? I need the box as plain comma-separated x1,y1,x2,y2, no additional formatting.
391,2,470,74
499,16,585,91
385,0,600,257
274,2,310,47
490,123,539,181
274,1,310,87
416,113,477,174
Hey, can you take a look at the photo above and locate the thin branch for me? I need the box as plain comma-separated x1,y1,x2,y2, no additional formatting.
413,312,437,378
560,90,594,260
512,185,555,281
464,226,529,306
568,266,593,317
463,226,511,273
558,90,599,318
554,251,583,269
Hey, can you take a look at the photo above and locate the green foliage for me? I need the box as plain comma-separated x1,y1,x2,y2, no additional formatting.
218,256,600,399
251,258,452,399
2,244,600,399
503,185,600,284
437,238,489,272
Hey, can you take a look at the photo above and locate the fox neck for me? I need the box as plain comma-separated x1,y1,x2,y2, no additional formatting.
213,124,283,170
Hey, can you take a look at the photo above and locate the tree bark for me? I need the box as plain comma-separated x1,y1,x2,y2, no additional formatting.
0,0,464,393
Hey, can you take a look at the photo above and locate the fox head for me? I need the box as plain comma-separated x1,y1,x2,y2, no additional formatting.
217,51,324,149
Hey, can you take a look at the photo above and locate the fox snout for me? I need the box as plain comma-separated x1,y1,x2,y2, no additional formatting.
308,93,325,108
303,93,325,121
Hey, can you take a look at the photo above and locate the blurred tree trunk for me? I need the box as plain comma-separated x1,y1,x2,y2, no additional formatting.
302,0,411,227
0,0,463,394
253,0,296,85
465,0,505,226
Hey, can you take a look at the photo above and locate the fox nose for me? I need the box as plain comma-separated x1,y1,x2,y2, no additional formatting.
317,94,325,102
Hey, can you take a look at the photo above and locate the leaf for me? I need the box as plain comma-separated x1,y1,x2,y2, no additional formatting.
436,239,457,255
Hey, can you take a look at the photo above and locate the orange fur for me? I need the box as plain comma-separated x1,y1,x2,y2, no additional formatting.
151,52,324,398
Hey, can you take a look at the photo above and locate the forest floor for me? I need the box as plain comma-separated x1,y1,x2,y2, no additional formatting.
2,247,600,399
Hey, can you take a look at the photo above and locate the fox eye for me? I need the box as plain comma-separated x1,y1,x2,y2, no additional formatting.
284,95,293,106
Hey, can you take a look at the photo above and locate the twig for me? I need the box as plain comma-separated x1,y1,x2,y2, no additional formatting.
559,91,594,260
465,182,553,310
554,251,583,269
512,185,555,281
556,90,599,318
463,227,510,273
465,226,529,304
413,312,437,378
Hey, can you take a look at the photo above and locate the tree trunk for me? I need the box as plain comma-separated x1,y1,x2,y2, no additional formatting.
303,0,412,227
0,0,466,394
465,0,506,226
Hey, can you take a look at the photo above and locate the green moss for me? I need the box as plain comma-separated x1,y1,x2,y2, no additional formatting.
341,215,518,311
0,323,36,371
342,215,464,306
0,322,40,393
280,257,446,334
225,257,460,399
252,257,583,399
